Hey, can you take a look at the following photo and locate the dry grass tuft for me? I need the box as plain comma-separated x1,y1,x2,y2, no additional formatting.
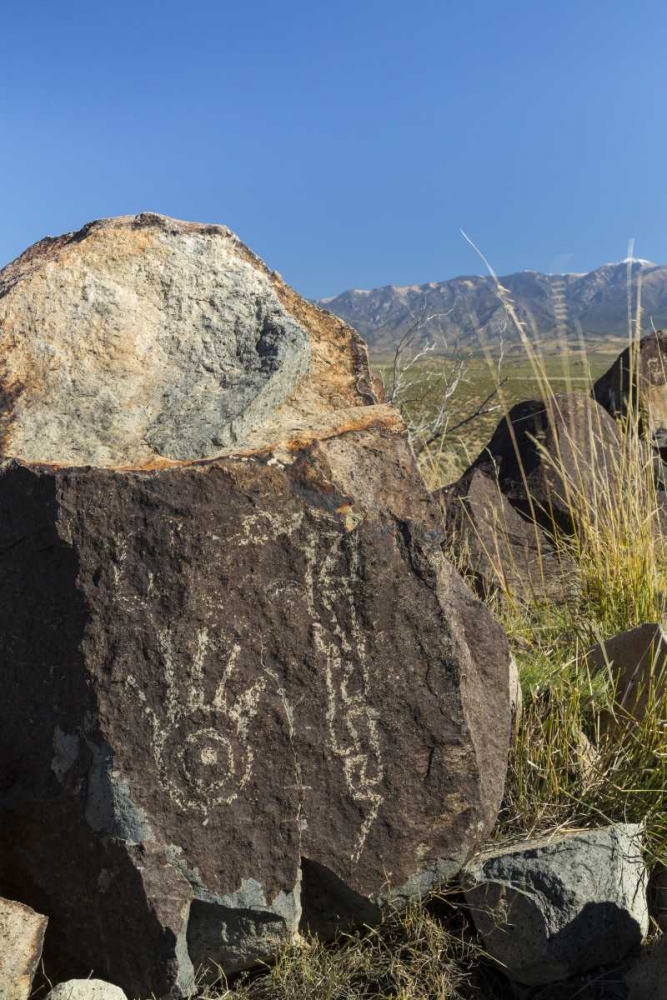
197,896,506,1000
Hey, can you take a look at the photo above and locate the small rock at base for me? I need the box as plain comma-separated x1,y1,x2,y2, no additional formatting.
462,823,649,987
47,982,128,1000
0,896,48,1000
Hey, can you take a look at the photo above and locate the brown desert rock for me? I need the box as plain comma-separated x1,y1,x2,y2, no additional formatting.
0,896,48,1000
586,623,667,731
593,331,667,450
0,215,511,997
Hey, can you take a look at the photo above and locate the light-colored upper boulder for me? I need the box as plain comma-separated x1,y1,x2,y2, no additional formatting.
0,213,375,468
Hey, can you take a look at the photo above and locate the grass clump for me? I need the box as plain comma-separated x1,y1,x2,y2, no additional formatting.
433,334,667,865
200,897,504,1000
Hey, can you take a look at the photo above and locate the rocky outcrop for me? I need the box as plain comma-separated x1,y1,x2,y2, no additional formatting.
462,824,648,987
435,467,577,603
0,215,511,997
0,897,48,1000
465,393,621,534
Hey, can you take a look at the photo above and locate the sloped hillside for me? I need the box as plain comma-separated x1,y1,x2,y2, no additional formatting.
321,259,667,354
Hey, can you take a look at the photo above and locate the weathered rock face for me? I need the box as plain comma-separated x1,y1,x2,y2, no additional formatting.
0,897,48,1000
463,824,648,987
0,215,511,997
466,393,621,533
435,468,578,604
593,331,667,453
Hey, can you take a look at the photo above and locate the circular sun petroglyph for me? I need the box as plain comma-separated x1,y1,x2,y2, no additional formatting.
157,720,249,812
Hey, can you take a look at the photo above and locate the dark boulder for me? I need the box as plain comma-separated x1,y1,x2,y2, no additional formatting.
466,393,621,534
435,468,578,604
593,331,667,453
0,215,512,998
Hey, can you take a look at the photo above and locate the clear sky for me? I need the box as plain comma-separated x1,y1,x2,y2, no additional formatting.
1,0,665,298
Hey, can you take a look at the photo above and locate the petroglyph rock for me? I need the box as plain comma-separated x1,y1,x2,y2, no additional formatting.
0,215,511,998
0,896,48,1000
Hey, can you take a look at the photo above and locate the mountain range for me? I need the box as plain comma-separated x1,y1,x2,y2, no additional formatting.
319,260,667,355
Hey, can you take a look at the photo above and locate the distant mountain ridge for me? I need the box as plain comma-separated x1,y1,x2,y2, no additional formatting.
319,260,667,354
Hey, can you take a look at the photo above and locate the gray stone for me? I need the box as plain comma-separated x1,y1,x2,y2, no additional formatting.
586,623,667,729
0,215,512,998
462,824,649,987
47,983,127,1000
0,897,48,1000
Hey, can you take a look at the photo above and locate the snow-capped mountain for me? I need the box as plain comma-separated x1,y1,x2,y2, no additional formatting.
319,260,667,354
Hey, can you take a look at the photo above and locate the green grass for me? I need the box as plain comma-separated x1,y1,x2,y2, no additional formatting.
423,341,667,867
375,351,616,487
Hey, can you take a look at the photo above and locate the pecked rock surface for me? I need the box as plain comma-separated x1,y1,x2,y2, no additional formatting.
0,214,511,998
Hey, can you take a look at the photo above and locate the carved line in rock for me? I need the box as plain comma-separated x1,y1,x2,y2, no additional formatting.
304,527,385,863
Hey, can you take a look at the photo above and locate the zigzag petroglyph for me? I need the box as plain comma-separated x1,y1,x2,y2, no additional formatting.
304,527,385,863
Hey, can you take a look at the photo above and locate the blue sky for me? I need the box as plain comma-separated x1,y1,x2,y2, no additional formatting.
1,0,665,298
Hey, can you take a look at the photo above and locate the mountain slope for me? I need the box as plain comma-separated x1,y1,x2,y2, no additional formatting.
319,261,667,354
